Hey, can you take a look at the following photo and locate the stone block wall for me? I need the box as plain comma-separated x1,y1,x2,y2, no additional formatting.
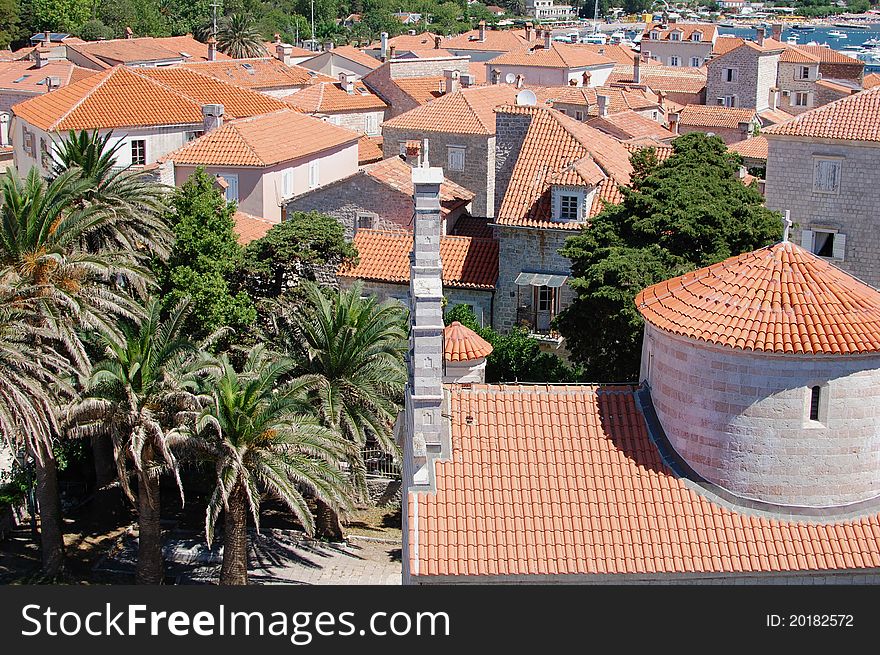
642,322,880,507
764,136,880,288
706,47,761,109
678,123,750,145
814,83,851,110
493,110,533,215
777,62,818,115
329,109,385,136
819,61,864,84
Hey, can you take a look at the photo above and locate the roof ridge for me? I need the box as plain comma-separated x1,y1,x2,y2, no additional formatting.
460,90,491,132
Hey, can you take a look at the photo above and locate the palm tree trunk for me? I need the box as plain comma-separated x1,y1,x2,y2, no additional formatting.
314,498,344,541
33,441,65,577
136,469,164,584
91,435,117,488
220,484,249,585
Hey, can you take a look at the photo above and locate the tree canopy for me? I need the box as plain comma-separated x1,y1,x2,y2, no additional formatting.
556,133,782,382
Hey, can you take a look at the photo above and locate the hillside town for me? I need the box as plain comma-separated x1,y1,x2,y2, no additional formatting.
2,6,880,587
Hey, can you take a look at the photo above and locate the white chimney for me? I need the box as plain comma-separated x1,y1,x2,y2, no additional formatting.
668,111,679,134
491,68,501,85
202,104,225,132
207,36,217,62
380,31,389,60
339,71,355,93
444,69,460,94
276,43,293,65
0,113,9,148
544,30,552,50
45,76,62,92
515,73,524,89
597,94,609,117
479,20,487,42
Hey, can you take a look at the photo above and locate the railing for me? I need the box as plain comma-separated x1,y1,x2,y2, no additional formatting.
362,447,401,479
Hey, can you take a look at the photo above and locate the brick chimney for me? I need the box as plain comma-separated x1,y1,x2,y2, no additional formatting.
771,23,783,42
207,36,217,61
633,52,641,84
597,94,609,117
404,164,446,487
389,45,396,59
380,31,389,60
668,111,679,134
525,22,532,42
404,139,423,166
444,69,460,94
479,20,487,42
274,33,282,45
276,43,293,65
582,70,591,87
201,104,224,132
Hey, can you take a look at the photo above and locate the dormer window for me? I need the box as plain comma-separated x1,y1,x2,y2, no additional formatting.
670,31,681,41
553,186,590,222
650,31,660,40
559,193,579,221
691,31,702,42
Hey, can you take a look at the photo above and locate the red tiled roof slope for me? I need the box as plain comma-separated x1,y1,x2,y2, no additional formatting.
636,241,880,355
382,84,521,135
763,87,880,142
181,58,334,89
410,385,880,578
487,42,614,69
678,104,756,128
363,156,474,204
285,80,387,112
729,135,768,160
234,211,277,245
444,322,493,362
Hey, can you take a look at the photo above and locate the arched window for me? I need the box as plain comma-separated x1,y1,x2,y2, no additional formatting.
809,385,821,422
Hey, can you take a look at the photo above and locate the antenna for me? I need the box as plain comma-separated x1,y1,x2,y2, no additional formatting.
311,0,315,45
210,1,220,37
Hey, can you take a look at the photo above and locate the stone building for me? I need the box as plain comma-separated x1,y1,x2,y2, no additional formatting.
705,39,782,111
763,87,880,288
640,23,717,68
675,104,759,144
485,34,615,88
285,154,473,238
299,45,380,80
777,45,863,115
535,83,665,123
607,59,707,106
380,84,521,218
492,102,634,337
284,75,388,136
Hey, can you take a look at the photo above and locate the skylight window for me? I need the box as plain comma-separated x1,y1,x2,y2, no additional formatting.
13,75,30,83
179,51,193,58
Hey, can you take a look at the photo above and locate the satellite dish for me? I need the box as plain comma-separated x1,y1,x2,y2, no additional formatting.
515,89,537,107
505,72,516,84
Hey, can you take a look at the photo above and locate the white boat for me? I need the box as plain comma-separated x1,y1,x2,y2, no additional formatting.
786,35,799,44
865,38,880,46
580,33,607,45
609,30,626,43
828,30,848,39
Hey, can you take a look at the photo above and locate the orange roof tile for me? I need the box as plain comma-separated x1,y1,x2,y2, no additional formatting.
67,35,229,67
181,58,334,90
623,140,674,162
263,41,314,58
863,72,880,89
495,105,633,229
587,110,675,141
794,44,864,66
608,64,707,94
779,45,820,64
578,43,639,65
382,32,442,51
362,156,474,204
168,109,359,167
284,80,387,113
410,384,880,579
234,211,277,245
678,104,756,129
325,45,380,70
711,36,745,56
636,241,880,355
382,84,521,135
816,78,859,95
535,85,661,115
358,135,384,164
444,28,528,52
763,87,880,142
729,135,768,160
391,76,446,105
643,23,717,42
339,230,498,289
487,43,614,69
0,60,94,92
444,322,493,362
757,107,793,125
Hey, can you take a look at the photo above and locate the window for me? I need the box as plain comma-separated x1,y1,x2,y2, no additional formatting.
813,158,841,194
22,127,34,155
669,56,680,67
185,130,203,142
447,146,465,172
691,31,702,42
398,141,408,156
717,95,736,107
802,227,845,260
575,110,584,121
799,66,811,80
809,386,821,421
365,113,379,135
308,160,319,188
282,170,292,197
130,139,146,166
221,173,238,202
723,67,738,82
690,56,701,67
670,31,681,41
356,211,377,230
559,193,579,221
793,91,809,107
537,286,554,312
649,31,659,40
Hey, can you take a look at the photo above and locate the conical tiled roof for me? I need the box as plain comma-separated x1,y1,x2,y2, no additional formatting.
444,322,493,362
635,242,880,355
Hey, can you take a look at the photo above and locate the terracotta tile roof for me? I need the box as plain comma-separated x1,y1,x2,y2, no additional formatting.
392,76,446,104
587,110,675,141
358,135,384,164
757,107,793,125
444,322,493,362
643,23,717,42
410,384,880,579
578,43,639,65
400,48,456,59
711,38,785,59
729,135,768,160
468,61,487,85
711,36,745,56
763,87,880,142
678,104,756,129
339,230,498,289
284,80,387,112
636,241,880,355
324,45,380,70
382,84,521,135
779,45,820,64
795,44,864,66
383,32,442,51
168,109,359,167
0,60,94,92
608,64,707,94
263,42,314,58
495,105,633,230
487,43,614,69
623,140,674,162
66,35,229,67
816,78,858,95
363,156,474,204
451,216,493,239
535,85,661,115
444,29,528,52
181,58,334,90
234,211,277,245
863,72,880,89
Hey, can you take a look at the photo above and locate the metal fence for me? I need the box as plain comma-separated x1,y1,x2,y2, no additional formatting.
362,447,401,479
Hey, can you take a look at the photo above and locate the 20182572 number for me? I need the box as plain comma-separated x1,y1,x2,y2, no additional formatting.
766,614,854,628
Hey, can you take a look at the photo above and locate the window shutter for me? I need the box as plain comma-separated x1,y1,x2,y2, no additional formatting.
801,229,813,251
832,232,846,260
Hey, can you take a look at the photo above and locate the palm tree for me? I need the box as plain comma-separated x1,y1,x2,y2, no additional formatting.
67,297,218,584
0,166,149,575
186,346,354,585
265,281,408,540
53,130,172,262
216,14,268,59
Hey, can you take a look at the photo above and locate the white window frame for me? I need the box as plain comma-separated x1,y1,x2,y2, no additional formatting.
575,110,584,121
308,160,319,188
799,65,811,80
793,91,810,107
282,170,293,197
365,113,379,135
723,67,738,83
355,211,377,231
812,156,842,195
801,226,845,260
690,31,702,42
669,56,680,67
670,31,681,41
130,139,147,166
556,190,583,222
447,145,465,172
690,56,701,67
649,31,659,41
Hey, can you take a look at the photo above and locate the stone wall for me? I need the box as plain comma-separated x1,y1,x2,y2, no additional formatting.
706,47,762,109
756,52,780,112
678,123,751,145
641,40,714,67
764,135,880,287
642,322,880,507
328,109,386,136
819,60,864,84
381,127,494,217
777,62,818,115
493,110,533,215
814,82,851,110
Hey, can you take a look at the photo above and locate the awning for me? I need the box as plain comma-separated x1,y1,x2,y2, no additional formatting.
514,272,568,288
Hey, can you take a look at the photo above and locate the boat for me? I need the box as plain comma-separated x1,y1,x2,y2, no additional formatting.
836,22,868,29
790,24,815,32
718,21,736,28
580,33,607,44
828,30,848,38
609,30,626,43
786,35,799,45
841,44,864,51
865,38,880,46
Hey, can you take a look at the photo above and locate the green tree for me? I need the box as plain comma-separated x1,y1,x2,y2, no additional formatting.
78,19,115,41
216,13,267,58
23,0,92,32
265,281,407,540
67,298,218,584
158,168,255,343
0,0,20,49
557,133,782,382
95,0,171,38
186,346,354,585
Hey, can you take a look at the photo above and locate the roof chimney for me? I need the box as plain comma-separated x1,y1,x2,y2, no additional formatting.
597,94,609,117
515,73,524,89
525,22,532,42
380,31,389,60
444,69,460,94
32,46,50,68
739,121,752,140
340,71,355,93
479,20,487,42
274,33,282,44
657,89,665,110
43,31,51,47
491,68,501,85
434,35,442,49
756,27,765,47
45,76,61,92
668,111,679,134
633,52,641,84
276,43,293,65
769,86,778,111
202,103,224,132
544,29,552,50
582,70,591,86
771,23,783,41
389,45,396,59
405,139,422,166
125,26,133,39
207,36,217,61
0,113,9,148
